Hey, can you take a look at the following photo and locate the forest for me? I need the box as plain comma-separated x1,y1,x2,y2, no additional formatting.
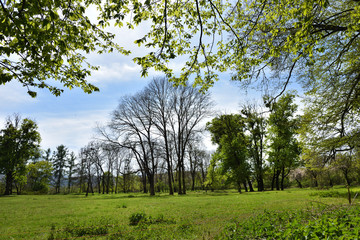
1,0,360,239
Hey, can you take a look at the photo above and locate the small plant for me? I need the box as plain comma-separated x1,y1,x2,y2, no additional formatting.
218,204,360,239
129,212,147,226
49,218,110,239
117,203,127,208
47,224,56,240
64,221,108,237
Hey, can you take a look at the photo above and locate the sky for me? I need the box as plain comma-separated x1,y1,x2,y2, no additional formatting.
0,8,287,155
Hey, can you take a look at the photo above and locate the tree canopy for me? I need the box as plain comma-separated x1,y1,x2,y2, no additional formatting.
97,0,360,95
0,115,41,195
3,0,359,96
0,0,124,97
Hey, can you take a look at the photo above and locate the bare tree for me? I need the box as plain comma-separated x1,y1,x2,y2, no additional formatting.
99,77,213,196
147,78,176,195
187,134,208,191
169,83,213,194
108,92,159,195
79,145,95,197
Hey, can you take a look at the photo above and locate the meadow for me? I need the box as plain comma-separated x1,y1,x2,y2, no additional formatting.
0,187,355,239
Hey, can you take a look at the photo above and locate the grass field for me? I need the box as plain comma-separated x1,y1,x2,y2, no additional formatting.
0,187,353,239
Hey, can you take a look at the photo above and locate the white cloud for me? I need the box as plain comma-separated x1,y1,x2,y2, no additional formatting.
37,110,110,152
0,81,38,106
90,62,142,83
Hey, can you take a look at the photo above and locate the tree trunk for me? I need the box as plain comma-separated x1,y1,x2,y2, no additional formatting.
247,178,254,192
86,173,92,197
243,181,248,192
191,171,196,191
271,168,276,191
280,166,285,191
15,182,21,195
275,170,280,191
237,181,242,194
257,174,264,191
312,173,318,187
4,171,13,195
182,161,186,194
343,170,352,186
149,174,155,196
178,164,183,194
295,179,302,188
166,162,174,195
102,176,105,194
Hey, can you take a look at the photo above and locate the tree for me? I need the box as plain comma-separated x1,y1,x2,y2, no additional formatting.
79,144,95,197
0,0,124,97
267,93,301,190
0,115,41,195
5,0,358,100
204,154,226,192
241,104,267,191
187,137,207,191
169,83,213,194
147,77,175,195
100,77,212,195
27,160,53,193
207,114,252,193
67,151,76,193
94,0,359,98
52,144,68,194
107,92,159,196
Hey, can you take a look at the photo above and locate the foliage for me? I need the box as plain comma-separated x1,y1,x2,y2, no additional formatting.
267,93,301,190
206,114,250,192
27,160,53,193
0,0,127,97
129,212,147,226
241,104,267,191
219,204,360,239
52,145,68,194
0,115,41,195
95,0,360,95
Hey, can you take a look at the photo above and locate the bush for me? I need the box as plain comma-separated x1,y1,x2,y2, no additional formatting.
129,212,147,226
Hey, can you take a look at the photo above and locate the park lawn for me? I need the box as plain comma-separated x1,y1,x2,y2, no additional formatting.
0,187,351,239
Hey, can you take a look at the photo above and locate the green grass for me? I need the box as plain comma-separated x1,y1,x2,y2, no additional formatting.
0,187,353,239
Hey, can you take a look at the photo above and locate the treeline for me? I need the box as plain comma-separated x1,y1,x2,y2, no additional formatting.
1,78,359,196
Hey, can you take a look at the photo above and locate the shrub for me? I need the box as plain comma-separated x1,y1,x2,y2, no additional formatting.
129,212,147,226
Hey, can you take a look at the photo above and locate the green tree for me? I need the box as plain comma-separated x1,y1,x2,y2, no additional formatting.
96,0,359,96
267,93,301,190
67,151,77,193
0,0,125,97
27,160,53,193
241,105,267,191
206,114,253,193
52,145,68,194
204,154,229,192
0,115,41,195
